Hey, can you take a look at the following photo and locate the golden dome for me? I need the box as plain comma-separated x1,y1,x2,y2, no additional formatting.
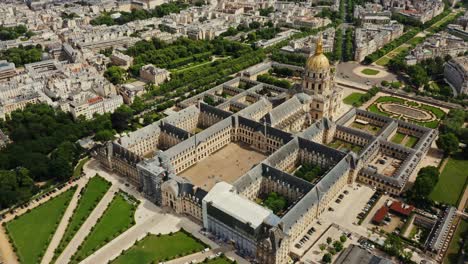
305,35,330,71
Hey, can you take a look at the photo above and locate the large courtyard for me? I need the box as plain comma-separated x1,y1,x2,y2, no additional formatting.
179,143,267,190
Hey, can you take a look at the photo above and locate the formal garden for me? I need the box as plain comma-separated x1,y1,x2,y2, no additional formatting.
110,230,208,264
367,96,445,128
70,191,139,263
53,175,112,261
4,187,76,264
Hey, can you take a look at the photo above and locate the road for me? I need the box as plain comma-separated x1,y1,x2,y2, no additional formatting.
41,178,88,264
55,185,118,264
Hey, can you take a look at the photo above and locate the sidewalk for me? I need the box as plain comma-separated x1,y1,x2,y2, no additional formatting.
55,185,118,264
41,177,89,264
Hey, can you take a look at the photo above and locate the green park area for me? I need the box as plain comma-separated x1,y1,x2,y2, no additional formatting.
343,92,365,106
444,219,468,264
368,96,444,129
375,56,390,66
328,139,363,153
391,132,405,144
361,68,380,76
70,192,138,263
391,133,418,148
405,136,418,148
5,187,76,264
111,231,207,264
258,192,288,215
54,176,112,259
430,152,468,206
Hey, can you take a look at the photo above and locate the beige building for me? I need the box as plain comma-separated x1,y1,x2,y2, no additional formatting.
139,64,170,85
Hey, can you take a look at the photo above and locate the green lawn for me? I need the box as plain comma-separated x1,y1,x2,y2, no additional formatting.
55,176,111,259
375,96,405,104
361,68,380,76
375,56,390,66
391,132,406,144
419,104,445,119
430,153,468,205
343,92,365,106
367,104,390,117
444,219,468,264
405,136,418,148
71,192,138,263
6,187,76,264
73,157,89,178
111,231,206,264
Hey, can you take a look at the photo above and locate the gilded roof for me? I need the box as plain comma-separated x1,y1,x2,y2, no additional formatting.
305,35,330,71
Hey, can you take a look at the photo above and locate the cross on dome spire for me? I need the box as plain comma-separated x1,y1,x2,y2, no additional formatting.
315,34,323,55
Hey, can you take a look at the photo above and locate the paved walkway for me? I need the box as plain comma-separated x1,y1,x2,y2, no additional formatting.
55,185,118,264
81,212,180,264
0,225,18,264
41,177,89,264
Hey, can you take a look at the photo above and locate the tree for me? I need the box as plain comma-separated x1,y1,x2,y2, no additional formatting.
94,130,115,142
340,235,347,243
333,241,343,252
326,237,332,244
49,157,72,181
104,66,126,85
319,244,326,251
437,133,459,155
407,166,439,206
322,253,332,263
111,105,134,132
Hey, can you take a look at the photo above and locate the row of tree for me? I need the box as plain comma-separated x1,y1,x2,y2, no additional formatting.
257,74,292,89
363,29,419,64
90,1,191,26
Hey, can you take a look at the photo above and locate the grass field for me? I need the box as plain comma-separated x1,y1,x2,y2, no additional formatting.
375,56,390,66
444,219,468,264
375,96,406,104
368,104,389,117
73,157,89,178
343,92,365,105
391,132,405,144
405,136,418,148
111,231,206,264
361,68,380,75
6,187,76,264
55,176,111,258
71,192,138,263
430,153,468,205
